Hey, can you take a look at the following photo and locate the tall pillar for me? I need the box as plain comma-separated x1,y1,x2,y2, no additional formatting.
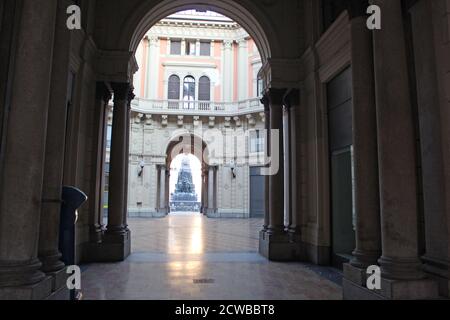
123,89,134,230
261,95,270,232
38,0,72,277
0,0,57,299
370,0,437,299
201,169,208,214
409,0,449,297
222,40,233,102
207,166,215,214
146,36,158,99
267,89,285,234
237,39,249,100
348,3,381,270
284,89,301,237
343,1,382,298
88,83,111,246
259,88,295,261
158,165,167,214
103,83,131,261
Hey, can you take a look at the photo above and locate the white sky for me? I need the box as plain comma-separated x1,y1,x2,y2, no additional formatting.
169,154,202,198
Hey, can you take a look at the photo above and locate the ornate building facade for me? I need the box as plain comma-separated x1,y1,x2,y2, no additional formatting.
105,11,267,218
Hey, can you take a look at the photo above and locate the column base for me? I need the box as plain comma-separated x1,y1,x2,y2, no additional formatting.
157,208,168,215
0,276,53,300
93,229,131,262
344,263,368,287
258,230,302,261
343,263,439,300
39,251,65,274
422,255,450,298
45,267,70,300
379,277,439,300
343,277,385,300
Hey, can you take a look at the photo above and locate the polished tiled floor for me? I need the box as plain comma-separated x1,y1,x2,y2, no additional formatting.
81,214,342,300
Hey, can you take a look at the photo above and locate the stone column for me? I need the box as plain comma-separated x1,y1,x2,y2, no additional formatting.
0,0,57,298
159,165,167,214
146,36,158,99
409,0,449,297
222,40,233,101
88,83,111,246
371,0,437,298
201,169,208,214
343,1,383,298
267,89,285,235
284,89,301,238
348,0,381,269
38,0,72,276
237,39,249,100
104,83,131,261
261,95,270,232
123,89,134,230
207,166,215,214
259,88,294,261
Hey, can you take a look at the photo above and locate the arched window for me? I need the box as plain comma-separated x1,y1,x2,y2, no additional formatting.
168,75,180,100
183,76,196,109
198,76,211,101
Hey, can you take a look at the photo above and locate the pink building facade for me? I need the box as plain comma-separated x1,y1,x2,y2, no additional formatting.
133,11,263,104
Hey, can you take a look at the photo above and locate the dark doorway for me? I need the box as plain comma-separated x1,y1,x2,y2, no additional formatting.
250,167,265,218
327,67,356,269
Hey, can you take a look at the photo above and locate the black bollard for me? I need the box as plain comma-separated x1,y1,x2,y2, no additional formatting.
59,186,87,300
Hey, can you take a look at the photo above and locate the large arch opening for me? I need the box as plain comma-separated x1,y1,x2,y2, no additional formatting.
122,0,275,62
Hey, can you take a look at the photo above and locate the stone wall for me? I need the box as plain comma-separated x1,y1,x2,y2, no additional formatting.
109,111,266,218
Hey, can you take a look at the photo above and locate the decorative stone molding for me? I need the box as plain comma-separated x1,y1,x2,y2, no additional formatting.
246,114,256,126
147,23,248,43
135,113,144,124
193,116,200,127
315,11,351,83
161,115,168,127
259,58,301,89
259,112,266,123
145,114,152,126
209,117,216,128
234,116,242,127
96,50,138,83
177,116,184,127
237,38,248,48
224,117,232,127
148,36,158,46
223,40,233,50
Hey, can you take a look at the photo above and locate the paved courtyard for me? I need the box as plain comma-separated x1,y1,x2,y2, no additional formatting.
81,215,342,300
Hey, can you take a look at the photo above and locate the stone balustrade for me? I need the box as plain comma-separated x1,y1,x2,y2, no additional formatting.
129,97,263,116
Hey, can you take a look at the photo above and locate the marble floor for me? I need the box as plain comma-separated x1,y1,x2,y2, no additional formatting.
81,214,343,300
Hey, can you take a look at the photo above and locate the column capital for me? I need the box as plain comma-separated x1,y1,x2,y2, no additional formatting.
283,88,300,109
127,87,135,106
347,0,370,19
263,88,286,107
96,82,112,102
111,82,131,101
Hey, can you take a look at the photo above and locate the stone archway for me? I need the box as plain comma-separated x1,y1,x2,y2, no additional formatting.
120,0,276,63
90,0,277,264
163,133,215,216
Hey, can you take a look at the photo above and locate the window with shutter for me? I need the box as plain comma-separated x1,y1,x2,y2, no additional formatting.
198,76,211,101
200,41,211,56
168,75,180,100
170,40,181,55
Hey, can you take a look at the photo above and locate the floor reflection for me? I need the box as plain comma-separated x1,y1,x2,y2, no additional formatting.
81,216,342,300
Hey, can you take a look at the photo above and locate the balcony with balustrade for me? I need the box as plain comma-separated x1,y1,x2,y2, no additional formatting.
130,97,264,117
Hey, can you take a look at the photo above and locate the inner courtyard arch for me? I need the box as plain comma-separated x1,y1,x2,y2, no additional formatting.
1,0,449,301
